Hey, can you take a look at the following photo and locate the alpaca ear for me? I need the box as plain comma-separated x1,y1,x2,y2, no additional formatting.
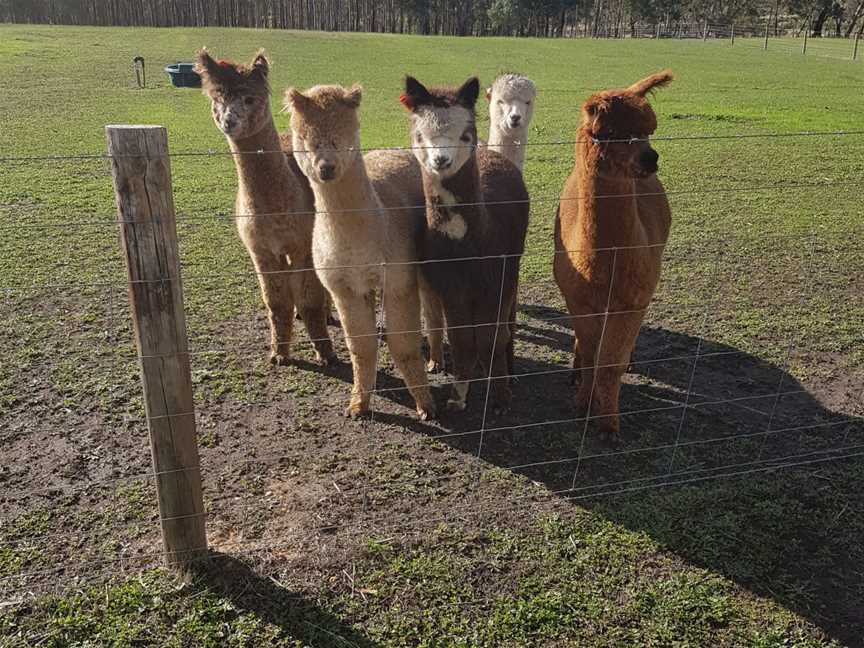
195,48,219,77
581,97,606,127
628,70,673,97
401,76,431,111
342,84,363,108
251,50,270,78
284,87,310,112
485,87,492,101
456,77,480,108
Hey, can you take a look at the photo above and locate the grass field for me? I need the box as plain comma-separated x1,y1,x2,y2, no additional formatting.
1,25,863,647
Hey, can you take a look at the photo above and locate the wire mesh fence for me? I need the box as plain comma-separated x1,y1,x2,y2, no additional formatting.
0,127,862,608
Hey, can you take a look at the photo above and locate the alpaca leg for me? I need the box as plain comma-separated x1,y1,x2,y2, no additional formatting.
591,311,645,441
289,264,337,365
384,284,437,420
443,305,477,411
506,293,518,378
332,290,378,418
420,280,446,373
571,314,602,414
476,314,514,415
250,251,296,366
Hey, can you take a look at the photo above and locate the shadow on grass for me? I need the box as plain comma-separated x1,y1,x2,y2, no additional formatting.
418,303,864,646
190,551,382,648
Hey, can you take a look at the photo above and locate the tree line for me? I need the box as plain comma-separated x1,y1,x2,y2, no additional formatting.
2,0,863,39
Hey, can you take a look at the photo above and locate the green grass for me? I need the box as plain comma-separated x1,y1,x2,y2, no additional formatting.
1,25,863,647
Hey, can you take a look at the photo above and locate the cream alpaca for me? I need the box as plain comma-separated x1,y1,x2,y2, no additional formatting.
285,84,436,420
485,73,537,171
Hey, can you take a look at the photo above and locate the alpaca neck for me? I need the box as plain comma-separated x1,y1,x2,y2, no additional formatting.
487,124,527,170
563,141,638,251
228,118,293,207
310,155,380,229
422,154,483,241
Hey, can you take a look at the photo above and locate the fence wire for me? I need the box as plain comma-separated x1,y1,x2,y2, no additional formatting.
1,126,862,604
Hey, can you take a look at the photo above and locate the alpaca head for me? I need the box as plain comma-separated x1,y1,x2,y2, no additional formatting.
580,70,673,178
195,49,272,140
486,73,536,133
401,76,479,180
284,84,363,184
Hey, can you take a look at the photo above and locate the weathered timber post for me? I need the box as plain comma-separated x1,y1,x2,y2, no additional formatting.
106,125,207,571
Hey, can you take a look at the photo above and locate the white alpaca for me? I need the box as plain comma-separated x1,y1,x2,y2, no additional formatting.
285,84,436,420
485,74,537,171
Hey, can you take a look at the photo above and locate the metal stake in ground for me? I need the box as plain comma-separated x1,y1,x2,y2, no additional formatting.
106,125,207,572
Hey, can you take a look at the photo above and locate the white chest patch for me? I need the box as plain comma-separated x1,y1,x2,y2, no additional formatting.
436,211,467,240
430,180,466,240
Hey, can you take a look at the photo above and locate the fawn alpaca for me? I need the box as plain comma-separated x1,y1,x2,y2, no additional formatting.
401,76,529,413
195,50,335,366
553,71,673,442
485,73,537,171
285,84,436,420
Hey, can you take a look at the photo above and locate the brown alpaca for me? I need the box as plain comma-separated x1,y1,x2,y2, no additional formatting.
195,50,335,366
553,71,673,441
401,76,529,413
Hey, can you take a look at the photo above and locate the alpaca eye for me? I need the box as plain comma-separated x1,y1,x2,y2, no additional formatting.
525,100,532,106
460,133,471,143
497,100,504,105
244,97,256,106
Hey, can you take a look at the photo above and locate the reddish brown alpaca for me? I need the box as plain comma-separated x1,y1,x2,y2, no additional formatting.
553,71,673,441
195,50,335,366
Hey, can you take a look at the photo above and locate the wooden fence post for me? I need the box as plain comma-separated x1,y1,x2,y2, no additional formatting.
106,125,207,571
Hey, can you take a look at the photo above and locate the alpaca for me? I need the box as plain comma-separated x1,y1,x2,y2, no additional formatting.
284,84,436,420
553,71,673,442
195,50,335,366
485,73,537,171
401,76,529,413
420,73,536,373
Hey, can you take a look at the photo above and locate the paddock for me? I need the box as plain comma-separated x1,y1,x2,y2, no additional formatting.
1,25,863,646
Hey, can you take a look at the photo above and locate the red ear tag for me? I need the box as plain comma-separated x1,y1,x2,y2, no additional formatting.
217,60,233,69
399,93,415,110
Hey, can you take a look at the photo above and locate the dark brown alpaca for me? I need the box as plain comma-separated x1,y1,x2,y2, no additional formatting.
553,71,673,442
195,50,335,366
401,76,529,413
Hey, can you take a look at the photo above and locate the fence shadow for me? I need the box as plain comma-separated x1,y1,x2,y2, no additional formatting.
188,552,382,648
418,303,864,646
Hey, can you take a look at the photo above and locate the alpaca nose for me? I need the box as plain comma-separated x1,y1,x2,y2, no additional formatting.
640,148,659,172
318,163,336,180
432,154,451,170
223,116,238,132
509,114,521,127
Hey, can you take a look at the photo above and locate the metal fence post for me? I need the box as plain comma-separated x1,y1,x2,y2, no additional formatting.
764,19,770,49
106,125,207,572
853,31,860,61
803,22,809,54
731,23,735,46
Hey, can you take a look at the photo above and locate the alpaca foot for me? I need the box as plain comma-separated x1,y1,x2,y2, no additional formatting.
599,427,622,447
416,402,437,421
344,402,372,419
446,382,469,412
491,385,512,415
313,343,338,367
270,352,292,367
426,358,444,374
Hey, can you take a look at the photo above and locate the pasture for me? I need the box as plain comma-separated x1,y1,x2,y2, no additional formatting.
1,24,863,647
